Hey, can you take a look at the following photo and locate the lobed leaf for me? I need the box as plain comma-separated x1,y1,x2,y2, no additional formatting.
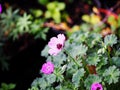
104,34,117,47
103,66,120,84
72,68,85,88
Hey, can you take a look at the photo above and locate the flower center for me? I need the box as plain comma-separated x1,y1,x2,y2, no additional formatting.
96,87,101,90
57,44,62,49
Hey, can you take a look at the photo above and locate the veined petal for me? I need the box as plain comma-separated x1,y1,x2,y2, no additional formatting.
48,48,60,56
57,34,65,43
48,37,58,49
57,34,65,41
48,34,66,56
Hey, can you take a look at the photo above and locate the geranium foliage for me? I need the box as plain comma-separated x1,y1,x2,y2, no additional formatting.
29,29,120,90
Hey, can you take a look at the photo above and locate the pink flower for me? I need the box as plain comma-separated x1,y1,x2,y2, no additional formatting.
0,4,2,13
91,82,103,90
48,34,65,56
41,61,54,75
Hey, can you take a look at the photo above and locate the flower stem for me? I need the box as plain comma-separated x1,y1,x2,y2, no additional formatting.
105,47,112,65
53,72,65,82
81,57,90,75
102,41,112,65
81,78,85,90
107,49,112,65
64,49,80,67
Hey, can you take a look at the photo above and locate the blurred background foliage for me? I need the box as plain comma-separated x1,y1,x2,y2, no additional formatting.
0,0,120,90
0,83,16,90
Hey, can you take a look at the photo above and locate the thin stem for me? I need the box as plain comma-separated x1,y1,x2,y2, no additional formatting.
81,57,90,75
101,41,112,65
53,72,65,82
106,47,112,65
80,78,85,90
64,49,80,67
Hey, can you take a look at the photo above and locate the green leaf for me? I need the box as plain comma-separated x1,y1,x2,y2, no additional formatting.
0,7,19,39
86,53,100,66
55,82,74,90
97,48,106,54
68,30,89,43
54,67,64,82
0,83,16,90
1,83,8,90
16,13,32,33
47,1,65,11
69,44,88,58
57,2,65,10
46,87,54,90
115,48,120,56
104,34,117,47
30,9,43,17
103,65,120,84
66,61,81,78
8,83,16,90
80,23,91,31
44,74,56,84
38,0,49,5
52,52,66,66
112,57,120,67
41,45,49,57
28,86,39,90
45,1,65,23
29,19,49,40
45,11,52,18
52,9,61,23
29,22,40,34
96,56,108,70
87,33,102,48
47,2,57,10
9,29,19,40
72,68,85,88
0,7,19,28
82,15,90,23
31,78,48,89
34,27,49,40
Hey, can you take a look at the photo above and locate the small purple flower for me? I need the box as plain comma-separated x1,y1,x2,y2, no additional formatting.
0,4,2,13
91,82,103,90
48,34,65,56
41,61,54,75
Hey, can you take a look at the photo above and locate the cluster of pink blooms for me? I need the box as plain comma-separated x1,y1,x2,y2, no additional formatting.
0,4,2,13
40,34,103,89
91,82,103,90
41,34,65,74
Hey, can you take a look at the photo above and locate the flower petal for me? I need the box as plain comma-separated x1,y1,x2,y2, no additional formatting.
48,49,60,56
48,34,66,56
57,34,65,44
91,82,103,90
41,61,54,74
0,4,2,13
48,37,58,49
